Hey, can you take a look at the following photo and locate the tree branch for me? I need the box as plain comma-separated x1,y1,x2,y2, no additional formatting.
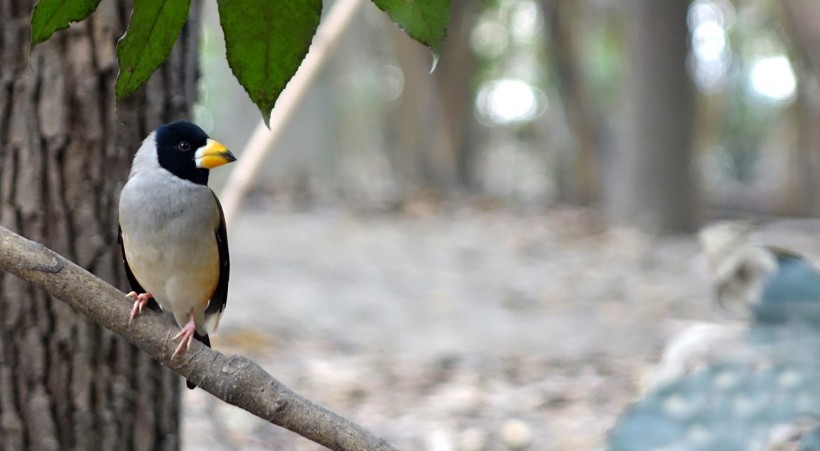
0,226,396,451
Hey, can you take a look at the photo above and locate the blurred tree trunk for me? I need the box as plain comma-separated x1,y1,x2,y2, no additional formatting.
783,0,820,78
540,0,602,206
780,81,816,216
433,0,481,189
612,0,697,232
0,0,200,448
390,27,457,193
389,0,480,195
781,0,820,215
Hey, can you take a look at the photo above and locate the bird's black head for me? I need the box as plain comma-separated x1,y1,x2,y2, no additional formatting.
154,121,236,185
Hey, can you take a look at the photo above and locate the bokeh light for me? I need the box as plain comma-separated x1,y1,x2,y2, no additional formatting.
475,78,546,125
749,55,796,103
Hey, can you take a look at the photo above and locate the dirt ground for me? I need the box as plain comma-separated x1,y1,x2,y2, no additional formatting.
179,205,820,450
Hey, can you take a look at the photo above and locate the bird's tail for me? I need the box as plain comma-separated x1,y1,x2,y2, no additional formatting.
186,332,211,390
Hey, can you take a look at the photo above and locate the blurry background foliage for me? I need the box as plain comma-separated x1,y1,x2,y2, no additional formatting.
200,0,820,230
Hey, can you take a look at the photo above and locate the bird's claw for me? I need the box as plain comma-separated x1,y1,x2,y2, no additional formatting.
171,320,196,359
126,291,153,325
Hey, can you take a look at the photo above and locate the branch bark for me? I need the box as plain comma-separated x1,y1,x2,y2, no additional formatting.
0,226,396,451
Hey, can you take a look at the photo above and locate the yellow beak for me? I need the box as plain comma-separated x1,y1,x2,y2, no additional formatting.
195,139,237,169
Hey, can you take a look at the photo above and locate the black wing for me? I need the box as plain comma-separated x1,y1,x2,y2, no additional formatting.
205,191,229,317
190,194,227,389
118,225,160,312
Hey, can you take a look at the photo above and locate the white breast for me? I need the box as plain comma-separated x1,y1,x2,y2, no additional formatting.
119,156,220,333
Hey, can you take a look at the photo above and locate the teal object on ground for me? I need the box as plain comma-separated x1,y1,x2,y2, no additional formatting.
755,250,820,324
608,244,820,450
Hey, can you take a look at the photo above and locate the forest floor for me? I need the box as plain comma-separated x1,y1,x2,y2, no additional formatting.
180,202,820,450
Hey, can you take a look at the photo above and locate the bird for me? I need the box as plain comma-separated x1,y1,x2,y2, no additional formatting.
118,121,236,389
608,222,820,450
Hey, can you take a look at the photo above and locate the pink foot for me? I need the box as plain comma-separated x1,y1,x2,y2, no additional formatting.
172,314,196,358
126,291,153,324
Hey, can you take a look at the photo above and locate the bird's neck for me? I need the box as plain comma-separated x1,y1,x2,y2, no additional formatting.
189,169,209,186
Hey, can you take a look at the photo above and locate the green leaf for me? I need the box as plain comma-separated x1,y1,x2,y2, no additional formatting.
115,0,190,102
371,0,450,55
30,0,102,46
217,0,322,127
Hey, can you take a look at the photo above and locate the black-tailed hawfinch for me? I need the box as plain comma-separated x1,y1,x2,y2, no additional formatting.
118,121,236,389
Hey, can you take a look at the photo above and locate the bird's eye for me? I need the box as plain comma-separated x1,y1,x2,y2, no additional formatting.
178,141,191,151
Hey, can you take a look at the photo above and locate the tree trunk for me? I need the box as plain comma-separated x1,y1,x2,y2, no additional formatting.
782,0,820,215
389,26,458,194
433,0,480,189
0,0,200,449
541,0,603,206
613,0,697,232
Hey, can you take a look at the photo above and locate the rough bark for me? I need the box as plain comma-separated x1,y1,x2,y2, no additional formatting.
0,0,200,448
613,0,697,232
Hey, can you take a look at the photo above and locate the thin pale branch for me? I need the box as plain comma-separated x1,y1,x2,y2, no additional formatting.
219,0,366,225
0,225,396,451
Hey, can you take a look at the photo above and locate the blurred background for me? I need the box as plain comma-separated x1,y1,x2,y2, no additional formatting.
182,0,820,449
